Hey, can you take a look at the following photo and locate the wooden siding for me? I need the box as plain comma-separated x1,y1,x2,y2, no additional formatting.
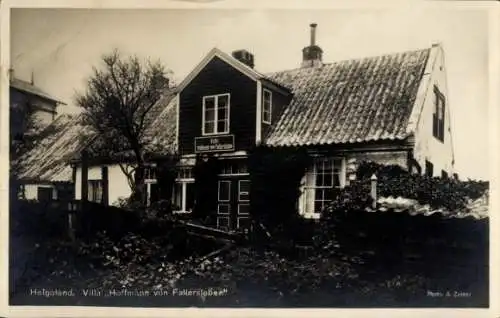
261,85,292,140
179,56,257,154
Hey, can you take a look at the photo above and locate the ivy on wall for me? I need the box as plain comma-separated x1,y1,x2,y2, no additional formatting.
248,146,312,234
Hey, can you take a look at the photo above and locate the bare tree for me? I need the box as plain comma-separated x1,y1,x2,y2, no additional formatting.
76,49,171,204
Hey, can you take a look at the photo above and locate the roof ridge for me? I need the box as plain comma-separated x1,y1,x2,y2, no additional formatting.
265,46,433,76
10,77,66,105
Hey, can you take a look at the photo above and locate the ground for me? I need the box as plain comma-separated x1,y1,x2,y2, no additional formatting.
9,226,488,308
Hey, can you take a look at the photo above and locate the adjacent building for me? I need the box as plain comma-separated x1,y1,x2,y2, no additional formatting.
10,70,69,201
10,70,65,139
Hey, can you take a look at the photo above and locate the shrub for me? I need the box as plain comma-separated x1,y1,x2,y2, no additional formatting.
324,161,489,216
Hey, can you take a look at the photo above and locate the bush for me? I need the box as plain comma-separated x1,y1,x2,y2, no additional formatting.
324,161,488,217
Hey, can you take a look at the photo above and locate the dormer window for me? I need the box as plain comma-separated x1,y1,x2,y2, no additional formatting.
202,93,230,135
433,85,445,142
262,89,272,124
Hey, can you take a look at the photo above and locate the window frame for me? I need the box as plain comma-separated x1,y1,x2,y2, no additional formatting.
173,166,195,213
433,85,446,142
299,157,346,218
262,88,272,124
37,186,54,202
202,93,231,136
88,179,103,203
425,160,434,178
217,159,249,177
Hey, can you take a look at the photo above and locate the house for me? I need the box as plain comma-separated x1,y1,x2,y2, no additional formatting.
163,22,453,224
10,69,69,201
15,89,178,204
13,114,89,201
20,23,455,230
9,70,66,140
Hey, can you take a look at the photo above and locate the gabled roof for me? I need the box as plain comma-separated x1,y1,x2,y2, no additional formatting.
16,90,178,182
10,78,66,105
264,46,434,147
176,47,291,94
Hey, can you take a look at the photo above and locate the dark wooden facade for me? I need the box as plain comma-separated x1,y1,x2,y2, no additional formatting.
261,83,292,139
179,56,258,154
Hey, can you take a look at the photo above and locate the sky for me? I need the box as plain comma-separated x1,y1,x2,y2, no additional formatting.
9,6,490,180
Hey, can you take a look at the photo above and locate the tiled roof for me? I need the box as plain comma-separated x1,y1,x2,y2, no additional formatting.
16,90,178,182
372,193,489,220
10,78,66,105
264,47,431,147
15,114,93,182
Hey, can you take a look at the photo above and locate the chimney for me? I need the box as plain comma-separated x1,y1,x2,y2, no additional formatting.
310,23,317,46
301,23,323,68
232,49,255,68
31,70,34,85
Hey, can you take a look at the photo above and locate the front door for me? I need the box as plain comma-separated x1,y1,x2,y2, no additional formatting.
216,178,250,231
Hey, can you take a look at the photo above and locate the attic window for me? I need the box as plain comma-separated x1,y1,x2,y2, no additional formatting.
202,93,230,135
433,85,445,142
262,89,272,124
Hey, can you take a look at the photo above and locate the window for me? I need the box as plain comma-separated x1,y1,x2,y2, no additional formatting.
203,93,230,135
441,170,449,179
144,166,158,207
300,158,344,217
172,167,194,213
425,160,434,177
88,180,103,203
144,166,157,181
433,86,446,142
37,187,53,202
219,160,248,176
262,89,272,124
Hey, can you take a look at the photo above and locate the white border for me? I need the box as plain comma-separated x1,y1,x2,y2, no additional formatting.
1,1,498,318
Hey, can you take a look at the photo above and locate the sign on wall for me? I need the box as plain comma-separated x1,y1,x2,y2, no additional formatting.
195,135,235,153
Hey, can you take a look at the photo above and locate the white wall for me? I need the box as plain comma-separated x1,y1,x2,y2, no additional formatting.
413,46,454,177
75,164,131,206
346,150,408,169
